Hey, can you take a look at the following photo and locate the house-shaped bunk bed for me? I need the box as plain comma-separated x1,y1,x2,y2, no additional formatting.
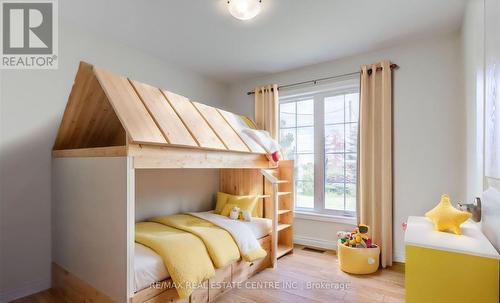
52,62,294,303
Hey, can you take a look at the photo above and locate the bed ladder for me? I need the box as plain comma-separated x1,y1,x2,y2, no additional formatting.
261,168,280,268
261,160,294,268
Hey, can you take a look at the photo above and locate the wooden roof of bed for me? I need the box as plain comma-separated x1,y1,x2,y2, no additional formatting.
52,62,271,169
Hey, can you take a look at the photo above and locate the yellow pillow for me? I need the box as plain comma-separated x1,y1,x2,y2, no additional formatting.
220,195,259,218
425,194,472,235
215,192,261,217
215,192,231,214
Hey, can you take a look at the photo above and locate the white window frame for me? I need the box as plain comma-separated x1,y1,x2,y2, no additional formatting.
279,76,359,219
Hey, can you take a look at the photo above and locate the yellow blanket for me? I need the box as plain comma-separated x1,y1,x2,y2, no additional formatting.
188,212,267,262
150,214,241,268
135,222,215,298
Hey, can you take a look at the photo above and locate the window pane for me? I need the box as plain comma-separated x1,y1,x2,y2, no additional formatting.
296,154,314,181
297,127,314,153
346,153,357,183
296,154,314,207
279,128,296,160
325,154,344,183
297,99,314,127
345,183,356,211
323,92,359,212
346,123,358,152
324,95,344,124
325,124,344,153
280,89,358,214
345,93,359,122
279,102,296,128
296,181,314,208
325,183,344,210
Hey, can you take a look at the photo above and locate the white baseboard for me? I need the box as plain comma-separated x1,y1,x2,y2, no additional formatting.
393,250,405,263
295,235,406,264
294,235,337,250
0,278,50,303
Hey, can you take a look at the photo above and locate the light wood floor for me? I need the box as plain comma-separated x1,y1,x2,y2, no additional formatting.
11,246,405,303
213,246,405,303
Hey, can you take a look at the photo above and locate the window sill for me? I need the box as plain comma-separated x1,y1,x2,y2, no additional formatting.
294,211,357,225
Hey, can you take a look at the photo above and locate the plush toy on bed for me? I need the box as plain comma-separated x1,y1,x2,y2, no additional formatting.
228,208,252,222
229,206,240,220
241,210,252,222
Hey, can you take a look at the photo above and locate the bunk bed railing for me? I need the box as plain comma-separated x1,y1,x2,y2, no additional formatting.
261,168,280,268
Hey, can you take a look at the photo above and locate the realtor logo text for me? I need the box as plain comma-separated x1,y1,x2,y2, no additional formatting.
1,0,58,69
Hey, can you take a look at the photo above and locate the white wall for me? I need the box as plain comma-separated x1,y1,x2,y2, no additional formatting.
461,0,485,201
226,32,466,261
52,157,130,302
0,19,228,302
135,169,219,222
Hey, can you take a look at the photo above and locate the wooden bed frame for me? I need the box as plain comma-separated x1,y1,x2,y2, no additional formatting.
51,62,294,302
52,62,271,169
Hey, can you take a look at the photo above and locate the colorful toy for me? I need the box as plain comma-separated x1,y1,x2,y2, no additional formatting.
337,224,376,248
336,231,351,239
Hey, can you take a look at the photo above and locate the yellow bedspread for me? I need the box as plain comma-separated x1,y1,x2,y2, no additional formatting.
150,214,241,268
135,222,215,298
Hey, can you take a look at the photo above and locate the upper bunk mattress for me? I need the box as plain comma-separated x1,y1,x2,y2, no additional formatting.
134,215,272,292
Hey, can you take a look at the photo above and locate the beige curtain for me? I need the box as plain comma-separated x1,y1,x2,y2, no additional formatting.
254,84,279,140
358,61,393,268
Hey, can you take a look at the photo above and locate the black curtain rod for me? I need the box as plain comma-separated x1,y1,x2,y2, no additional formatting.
247,63,399,95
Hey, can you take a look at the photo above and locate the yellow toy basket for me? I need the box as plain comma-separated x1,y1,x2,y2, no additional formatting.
337,240,380,274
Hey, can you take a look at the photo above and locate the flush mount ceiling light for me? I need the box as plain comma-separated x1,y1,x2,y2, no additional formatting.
227,0,262,20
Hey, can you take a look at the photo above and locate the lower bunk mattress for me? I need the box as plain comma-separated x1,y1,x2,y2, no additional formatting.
134,215,272,292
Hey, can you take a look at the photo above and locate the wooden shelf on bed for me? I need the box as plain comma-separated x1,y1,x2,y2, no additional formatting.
277,191,291,196
276,180,289,184
277,223,291,231
277,244,294,258
262,160,295,265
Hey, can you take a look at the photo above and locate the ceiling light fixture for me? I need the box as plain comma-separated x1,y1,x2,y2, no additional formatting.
227,0,262,21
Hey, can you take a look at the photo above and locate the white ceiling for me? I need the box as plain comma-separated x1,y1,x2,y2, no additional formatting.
61,0,467,83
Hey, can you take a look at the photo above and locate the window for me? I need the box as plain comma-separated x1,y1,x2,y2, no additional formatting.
279,98,315,208
279,78,359,217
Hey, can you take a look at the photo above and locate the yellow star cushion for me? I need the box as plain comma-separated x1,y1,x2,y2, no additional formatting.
425,194,472,235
